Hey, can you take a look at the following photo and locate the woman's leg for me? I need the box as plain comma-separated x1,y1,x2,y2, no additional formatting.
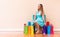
34,22,40,34
39,26,43,34
34,22,43,34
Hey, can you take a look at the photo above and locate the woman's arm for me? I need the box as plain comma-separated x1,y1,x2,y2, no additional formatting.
32,15,36,21
33,15,36,20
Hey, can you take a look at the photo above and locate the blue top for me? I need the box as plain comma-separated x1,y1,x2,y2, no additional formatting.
34,11,46,27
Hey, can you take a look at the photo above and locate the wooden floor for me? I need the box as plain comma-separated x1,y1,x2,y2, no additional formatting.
0,32,59,37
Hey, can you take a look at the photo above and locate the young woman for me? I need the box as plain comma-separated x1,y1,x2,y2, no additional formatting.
34,4,46,34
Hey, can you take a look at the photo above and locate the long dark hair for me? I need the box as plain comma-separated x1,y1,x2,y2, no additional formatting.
38,4,44,15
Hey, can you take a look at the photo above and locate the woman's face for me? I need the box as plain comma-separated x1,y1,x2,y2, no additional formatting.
38,5,41,10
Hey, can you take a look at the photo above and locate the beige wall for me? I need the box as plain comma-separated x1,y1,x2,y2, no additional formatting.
41,0,60,30
0,0,60,31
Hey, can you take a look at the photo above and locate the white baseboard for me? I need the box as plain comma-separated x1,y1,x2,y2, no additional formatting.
20,28,60,32
0,28,59,32
0,28,21,32
54,28,60,32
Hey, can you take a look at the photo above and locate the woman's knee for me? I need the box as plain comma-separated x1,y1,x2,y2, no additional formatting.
34,22,39,26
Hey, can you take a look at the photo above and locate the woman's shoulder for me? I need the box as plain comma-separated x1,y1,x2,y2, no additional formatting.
36,10,39,13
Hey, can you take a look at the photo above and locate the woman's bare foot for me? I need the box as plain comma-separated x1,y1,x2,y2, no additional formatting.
36,30,40,34
36,30,42,34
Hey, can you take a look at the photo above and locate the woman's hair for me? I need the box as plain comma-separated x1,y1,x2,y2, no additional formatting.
38,4,44,15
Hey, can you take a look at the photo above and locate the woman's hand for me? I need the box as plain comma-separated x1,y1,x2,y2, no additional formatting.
33,15,36,20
